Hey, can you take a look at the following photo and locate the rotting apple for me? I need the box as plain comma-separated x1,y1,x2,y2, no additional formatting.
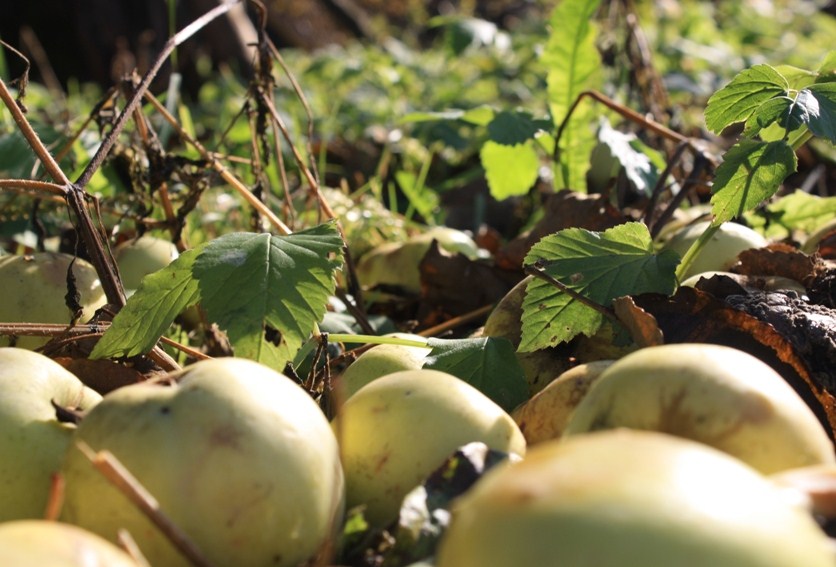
331,368,525,528
355,226,483,294
0,520,139,566
60,357,344,567
563,343,835,474
482,276,573,395
662,220,768,280
0,347,102,522
113,235,179,293
436,429,835,567
511,360,614,445
334,334,431,401
0,253,107,349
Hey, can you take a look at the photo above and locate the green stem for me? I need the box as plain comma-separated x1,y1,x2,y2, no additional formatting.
325,333,429,348
674,222,720,282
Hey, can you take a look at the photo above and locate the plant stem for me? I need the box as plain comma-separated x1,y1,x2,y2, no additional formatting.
325,333,429,349
674,222,720,282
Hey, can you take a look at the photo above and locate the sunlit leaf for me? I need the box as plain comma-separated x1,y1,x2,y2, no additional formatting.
90,247,204,359
480,139,540,199
766,190,836,234
193,224,344,367
805,83,836,142
710,140,797,224
519,222,679,351
705,64,788,133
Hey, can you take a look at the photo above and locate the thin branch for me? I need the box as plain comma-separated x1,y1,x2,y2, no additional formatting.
0,178,66,196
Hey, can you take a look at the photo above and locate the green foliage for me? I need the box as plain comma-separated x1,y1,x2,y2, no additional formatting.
423,337,529,412
519,222,679,352
747,190,836,239
588,118,663,196
92,223,344,368
542,0,602,191
479,140,540,199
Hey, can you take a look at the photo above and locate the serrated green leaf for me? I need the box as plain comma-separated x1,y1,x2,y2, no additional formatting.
705,65,788,133
192,224,344,367
480,139,540,199
519,222,679,352
486,111,551,145
743,96,793,137
423,337,529,411
805,83,836,142
90,246,204,359
710,140,797,224
542,0,602,191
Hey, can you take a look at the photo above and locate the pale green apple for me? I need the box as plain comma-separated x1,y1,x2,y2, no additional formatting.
0,253,107,349
113,235,179,293
663,220,767,280
60,357,344,567
563,344,835,474
0,347,102,521
0,520,139,566
335,334,431,400
437,429,834,567
332,369,525,527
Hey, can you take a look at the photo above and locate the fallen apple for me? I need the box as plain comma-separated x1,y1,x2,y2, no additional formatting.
355,226,482,294
60,357,344,567
662,220,767,280
0,347,102,522
563,343,835,474
113,235,179,292
0,253,107,349
332,368,525,527
511,360,614,445
334,334,431,400
436,429,834,567
0,520,139,566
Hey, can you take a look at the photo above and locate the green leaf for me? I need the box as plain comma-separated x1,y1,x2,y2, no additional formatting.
519,222,679,352
705,65,788,133
766,190,836,235
400,105,495,127
90,246,204,359
591,118,659,195
423,337,529,412
480,139,540,199
710,140,797,224
805,83,836,142
542,0,602,191
193,224,344,367
486,111,551,145
742,96,793,137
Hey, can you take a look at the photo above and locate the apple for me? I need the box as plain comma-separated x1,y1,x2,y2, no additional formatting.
334,334,431,400
482,276,573,395
563,343,835,474
332,369,525,527
113,235,179,293
662,220,768,280
0,347,102,522
679,271,808,295
436,429,835,567
355,226,483,294
0,253,107,349
60,357,344,567
0,520,139,566
511,360,614,445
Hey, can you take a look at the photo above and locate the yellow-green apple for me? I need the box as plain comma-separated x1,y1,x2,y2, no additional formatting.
331,368,525,527
113,235,179,293
0,347,101,522
436,429,834,567
60,357,344,567
334,334,431,400
0,253,107,349
0,520,138,566
563,343,835,474
662,220,767,280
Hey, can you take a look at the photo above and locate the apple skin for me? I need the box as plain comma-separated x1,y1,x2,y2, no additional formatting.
662,220,767,280
332,369,525,527
511,360,614,445
436,429,835,567
0,253,107,349
60,357,345,567
0,347,102,522
563,344,835,474
113,235,179,292
0,520,139,566
335,335,431,400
